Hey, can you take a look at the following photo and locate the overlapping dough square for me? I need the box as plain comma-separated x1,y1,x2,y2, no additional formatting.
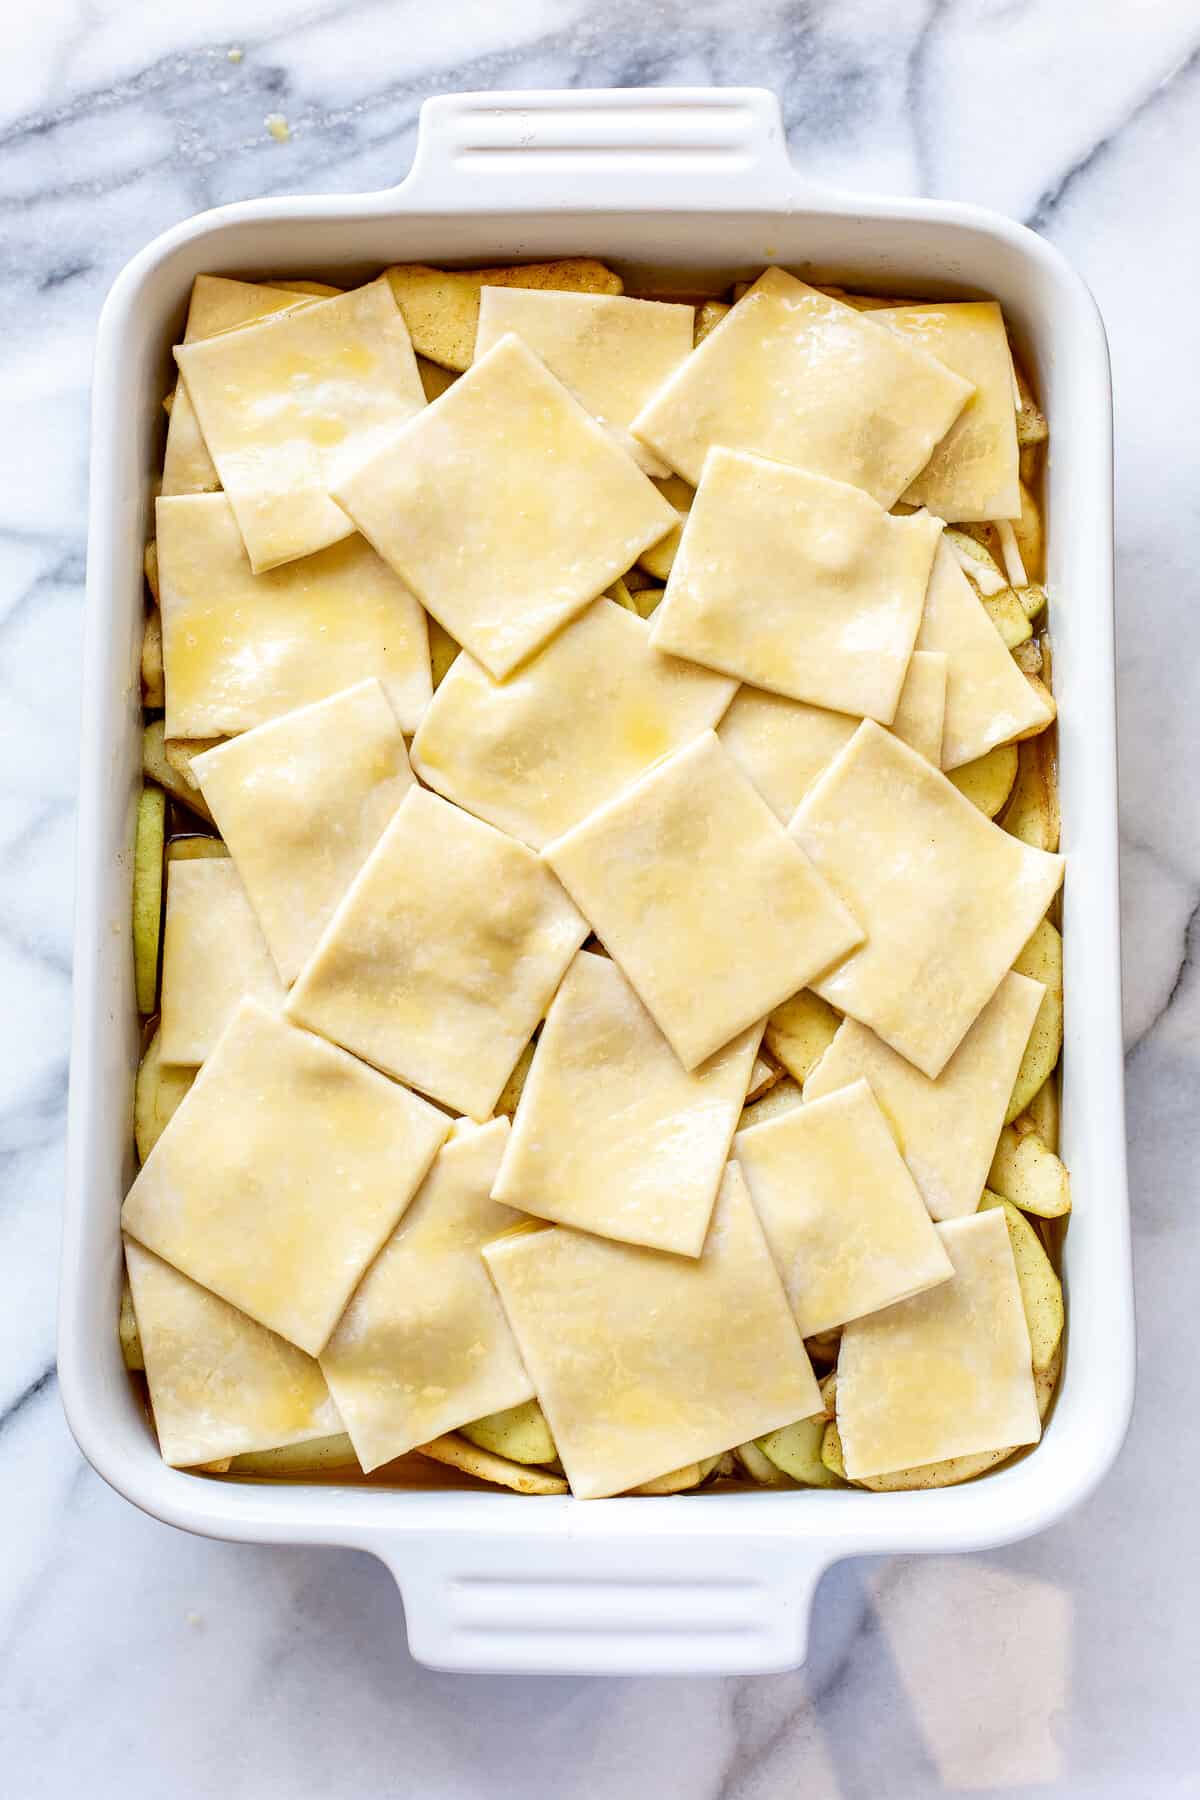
159,858,285,1065
718,650,946,823
125,1239,342,1468
122,1000,450,1355
156,493,431,737
736,1080,952,1335
162,278,322,498
483,1162,821,1498
544,731,863,1070
836,1208,1041,1478
320,1119,534,1472
410,598,735,850
176,278,425,571
287,788,589,1119
880,301,1021,522
192,679,415,985
631,267,973,502
474,287,694,474
805,971,1045,1221
493,951,761,1255
791,720,1064,1078
650,449,942,721
332,333,679,680
916,539,1055,768
891,650,946,766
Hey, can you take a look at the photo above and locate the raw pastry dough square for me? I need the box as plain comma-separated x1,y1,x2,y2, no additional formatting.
410,598,735,850
287,787,589,1120
332,333,679,680
493,950,762,1255
836,1208,1041,1478
156,493,431,737
718,651,946,823
125,1238,342,1468
880,301,1021,522
791,720,1064,1078
736,1079,952,1335
631,267,973,503
176,278,425,571
544,731,863,1070
474,287,694,475
891,650,947,767
483,1162,821,1498
804,970,1045,1221
162,278,321,498
916,539,1055,769
159,858,285,1065
320,1119,535,1472
192,679,415,985
650,448,943,721
122,1000,450,1355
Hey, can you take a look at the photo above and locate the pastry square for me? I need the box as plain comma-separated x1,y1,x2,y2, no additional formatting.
492,950,762,1255
159,858,286,1065
880,301,1021,522
631,267,973,502
916,539,1055,769
891,650,947,766
156,493,431,737
735,1079,952,1336
192,679,415,985
162,279,321,497
718,651,946,823
791,721,1063,1077
410,598,735,850
287,788,588,1119
650,448,943,721
125,1239,342,1468
544,731,863,1070
804,970,1045,1221
123,1000,450,1355
474,287,694,474
320,1119,535,1472
176,277,426,570
332,333,679,679
483,1162,821,1499
836,1208,1041,1479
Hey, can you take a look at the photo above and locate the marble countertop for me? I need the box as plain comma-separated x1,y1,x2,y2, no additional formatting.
2,1,1195,1792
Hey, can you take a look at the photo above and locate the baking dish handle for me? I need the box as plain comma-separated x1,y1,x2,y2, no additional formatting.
399,87,819,212
376,1527,832,1676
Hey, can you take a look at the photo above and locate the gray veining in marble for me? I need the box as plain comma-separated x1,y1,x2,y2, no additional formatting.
1,2,1196,1793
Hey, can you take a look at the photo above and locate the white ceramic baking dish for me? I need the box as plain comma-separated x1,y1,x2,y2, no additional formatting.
61,87,1134,1676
